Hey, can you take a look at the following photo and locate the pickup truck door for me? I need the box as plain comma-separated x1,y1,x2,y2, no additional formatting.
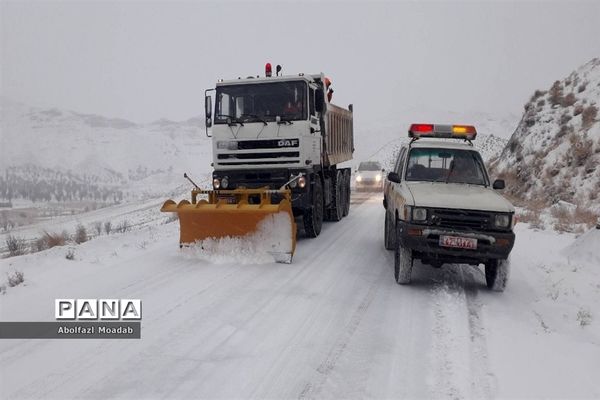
387,147,410,219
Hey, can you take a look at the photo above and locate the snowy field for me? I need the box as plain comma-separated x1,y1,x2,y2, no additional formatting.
1,192,599,399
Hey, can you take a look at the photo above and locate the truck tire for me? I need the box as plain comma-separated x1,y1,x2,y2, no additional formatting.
394,221,413,284
342,170,350,217
384,210,395,250
326,171,344,222
304,176,323,238
485,258,510,291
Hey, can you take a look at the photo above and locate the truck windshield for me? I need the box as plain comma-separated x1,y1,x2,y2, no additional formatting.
405,148,488,186
215,81,307,124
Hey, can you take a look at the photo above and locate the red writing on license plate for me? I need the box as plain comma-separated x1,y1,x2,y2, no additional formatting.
439,235,477,250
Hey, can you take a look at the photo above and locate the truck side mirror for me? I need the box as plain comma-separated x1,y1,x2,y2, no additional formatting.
493,179,505,190
315,90,324,113
205,96,212,119
387,172,401,183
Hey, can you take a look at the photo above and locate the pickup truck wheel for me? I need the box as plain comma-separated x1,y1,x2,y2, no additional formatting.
394,221,413,284
304,177,323,238
384,210,395,250
485,258,510,291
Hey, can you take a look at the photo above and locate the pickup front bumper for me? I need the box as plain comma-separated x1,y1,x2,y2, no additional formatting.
396,221,515,265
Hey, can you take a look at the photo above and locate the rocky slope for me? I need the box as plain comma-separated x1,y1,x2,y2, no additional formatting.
489,58,600,212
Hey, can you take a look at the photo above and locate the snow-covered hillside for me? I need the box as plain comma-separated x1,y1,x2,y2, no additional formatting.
489,58,600,211
0,99,213,200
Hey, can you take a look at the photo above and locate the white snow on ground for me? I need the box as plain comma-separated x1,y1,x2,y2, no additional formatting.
1,194,599,399
183,212,295,265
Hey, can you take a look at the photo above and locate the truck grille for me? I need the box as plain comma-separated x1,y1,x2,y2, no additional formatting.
236,139,299,150
430,209,492,231
218,151,299,160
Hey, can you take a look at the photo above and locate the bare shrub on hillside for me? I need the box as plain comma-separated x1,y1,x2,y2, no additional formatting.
42,231,68,248
104,221,112,235
560,113,572,125
578,82,587,93
582,105,598,130
536,99,545,108
573,206,597,229
519,209,543,229
7,270,24,287
93,221,103,236
6,235,27,257
115,220,130,233
74,224,88,244
573,104,584,116
32,236,49,252
561,93,577,107
549,81,564,106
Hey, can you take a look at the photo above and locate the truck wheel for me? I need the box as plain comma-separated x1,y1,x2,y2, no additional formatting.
485,258,510,291
342,170,350,217
394,221,413,284
304,177,323,238
326,171,344,222
384,210,395,250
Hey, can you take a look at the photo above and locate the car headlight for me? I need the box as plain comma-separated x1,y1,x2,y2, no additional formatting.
494,214,510,228
375,174,382,182
217,140,237,150
213,178,221,189
412,208,427,222
356,175,362,182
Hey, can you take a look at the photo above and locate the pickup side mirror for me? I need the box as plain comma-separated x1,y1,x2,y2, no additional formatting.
387,172,401,183
493,179,505,190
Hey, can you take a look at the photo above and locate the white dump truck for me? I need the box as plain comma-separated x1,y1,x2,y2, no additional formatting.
203,64,354,238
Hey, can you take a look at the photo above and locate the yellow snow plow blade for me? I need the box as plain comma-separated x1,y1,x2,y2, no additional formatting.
161,188,296,263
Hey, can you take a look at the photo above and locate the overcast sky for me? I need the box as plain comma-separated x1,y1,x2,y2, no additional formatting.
2,1,599,124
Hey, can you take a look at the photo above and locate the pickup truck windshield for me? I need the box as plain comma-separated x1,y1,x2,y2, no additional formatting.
215,81,307,124
405,148,488,186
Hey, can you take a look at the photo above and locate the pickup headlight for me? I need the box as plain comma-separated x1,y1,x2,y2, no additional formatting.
494,214,510,228
412,207,427,222
404,206,427,222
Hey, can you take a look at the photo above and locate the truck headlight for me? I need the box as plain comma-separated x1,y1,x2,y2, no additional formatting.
412,208,427,222
494,214,510,228
298,176,306,188
356,175,362,182
217,140,237,150
221,176,229,189
213,178,221,189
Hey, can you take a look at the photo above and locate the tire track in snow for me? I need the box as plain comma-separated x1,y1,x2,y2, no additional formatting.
427,265,496,399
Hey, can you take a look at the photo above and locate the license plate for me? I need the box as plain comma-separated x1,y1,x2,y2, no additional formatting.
439,235,477,250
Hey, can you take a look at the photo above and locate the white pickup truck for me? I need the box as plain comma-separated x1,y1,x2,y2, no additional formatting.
383,124,516,291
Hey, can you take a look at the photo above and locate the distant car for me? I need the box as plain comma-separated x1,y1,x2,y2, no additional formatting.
383,124,516,291
355,161,384,191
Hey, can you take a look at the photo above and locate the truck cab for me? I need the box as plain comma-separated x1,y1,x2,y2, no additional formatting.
383,124,515,291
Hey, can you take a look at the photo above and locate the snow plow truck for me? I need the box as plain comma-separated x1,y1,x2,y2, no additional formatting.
161,64,354,263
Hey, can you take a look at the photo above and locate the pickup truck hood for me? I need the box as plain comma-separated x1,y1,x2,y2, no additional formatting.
406,182,514,213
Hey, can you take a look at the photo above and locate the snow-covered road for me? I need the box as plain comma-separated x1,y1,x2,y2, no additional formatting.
1,193,599,399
